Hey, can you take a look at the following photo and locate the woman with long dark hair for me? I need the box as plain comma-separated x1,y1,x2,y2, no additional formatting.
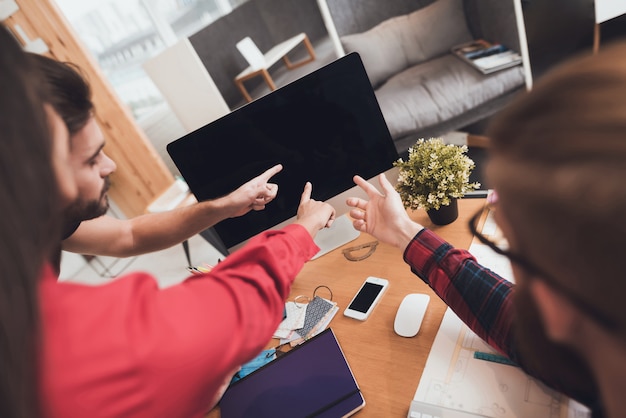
0,23,77,417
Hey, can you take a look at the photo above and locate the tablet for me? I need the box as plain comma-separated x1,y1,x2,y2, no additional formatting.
219,328,365,418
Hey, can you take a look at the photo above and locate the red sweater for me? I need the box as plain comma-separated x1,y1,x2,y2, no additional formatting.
38,224,318,418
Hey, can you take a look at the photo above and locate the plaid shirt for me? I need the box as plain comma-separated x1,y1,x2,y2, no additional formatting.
404,229,603,417
404,229,515,358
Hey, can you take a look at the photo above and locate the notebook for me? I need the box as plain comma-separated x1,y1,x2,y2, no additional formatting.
219,328,365,418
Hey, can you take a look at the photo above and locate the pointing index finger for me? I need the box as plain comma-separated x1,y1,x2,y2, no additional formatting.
260,164,283,182
300,181,312,203
353,175,383,197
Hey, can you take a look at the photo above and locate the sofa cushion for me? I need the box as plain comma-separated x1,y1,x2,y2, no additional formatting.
340,0,473,87
375,54,525,138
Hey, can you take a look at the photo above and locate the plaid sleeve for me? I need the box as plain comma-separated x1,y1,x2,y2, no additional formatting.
404,229,515,357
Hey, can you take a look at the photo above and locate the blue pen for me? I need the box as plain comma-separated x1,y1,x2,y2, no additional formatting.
473,351,518,367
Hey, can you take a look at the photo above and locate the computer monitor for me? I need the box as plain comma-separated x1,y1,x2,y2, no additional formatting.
167,53,399,258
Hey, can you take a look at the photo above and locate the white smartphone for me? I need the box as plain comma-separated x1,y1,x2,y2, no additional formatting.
343,276,389,321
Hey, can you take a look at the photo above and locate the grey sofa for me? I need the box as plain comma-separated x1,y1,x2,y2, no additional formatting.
319,0,526,156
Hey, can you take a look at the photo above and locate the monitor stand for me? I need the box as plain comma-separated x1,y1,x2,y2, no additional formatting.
311,214,360,260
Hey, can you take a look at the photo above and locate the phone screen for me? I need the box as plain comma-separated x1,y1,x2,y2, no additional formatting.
348,282,385,313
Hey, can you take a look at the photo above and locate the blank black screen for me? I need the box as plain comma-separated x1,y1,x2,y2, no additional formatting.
167,53,398,249
348,282,384,313
219,329,363,417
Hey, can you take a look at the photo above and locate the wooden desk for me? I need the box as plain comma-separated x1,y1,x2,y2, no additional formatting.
207,198,485,417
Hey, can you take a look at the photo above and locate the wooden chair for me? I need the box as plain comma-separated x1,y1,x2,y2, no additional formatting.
234,33,316,102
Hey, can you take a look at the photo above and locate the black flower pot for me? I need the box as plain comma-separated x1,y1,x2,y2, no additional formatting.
426,198,459,225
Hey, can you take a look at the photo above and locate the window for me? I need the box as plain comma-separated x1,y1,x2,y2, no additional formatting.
55,0,246,120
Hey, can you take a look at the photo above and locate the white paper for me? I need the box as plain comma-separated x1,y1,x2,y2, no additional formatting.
413,309,590,417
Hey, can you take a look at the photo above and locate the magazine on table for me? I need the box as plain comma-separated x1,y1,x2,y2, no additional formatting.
452,39,522,75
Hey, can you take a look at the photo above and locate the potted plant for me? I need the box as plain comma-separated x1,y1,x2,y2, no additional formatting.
393,138,480,225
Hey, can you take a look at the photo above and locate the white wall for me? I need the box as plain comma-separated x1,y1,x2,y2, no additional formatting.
595,0,626,23
143,38,230,134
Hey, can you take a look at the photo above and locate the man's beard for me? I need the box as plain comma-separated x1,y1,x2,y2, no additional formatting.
513,281,602,413
63,178,111,226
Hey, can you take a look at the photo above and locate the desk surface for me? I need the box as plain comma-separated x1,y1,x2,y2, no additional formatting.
207,198,486,417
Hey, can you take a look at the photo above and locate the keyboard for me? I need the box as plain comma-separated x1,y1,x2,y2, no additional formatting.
408,400,489,418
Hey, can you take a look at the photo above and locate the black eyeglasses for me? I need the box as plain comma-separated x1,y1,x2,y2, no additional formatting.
468,207,619,332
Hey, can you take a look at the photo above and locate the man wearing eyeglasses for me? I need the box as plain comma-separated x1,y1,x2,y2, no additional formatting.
347,42,626,418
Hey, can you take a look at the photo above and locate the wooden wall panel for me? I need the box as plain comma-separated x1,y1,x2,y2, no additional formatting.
3,0,174,218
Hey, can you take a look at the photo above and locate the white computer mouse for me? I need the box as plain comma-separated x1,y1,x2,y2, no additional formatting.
394,293,430,337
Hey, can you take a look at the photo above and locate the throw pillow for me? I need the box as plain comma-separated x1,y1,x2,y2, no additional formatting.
340,0,473,88
341,17,409,88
